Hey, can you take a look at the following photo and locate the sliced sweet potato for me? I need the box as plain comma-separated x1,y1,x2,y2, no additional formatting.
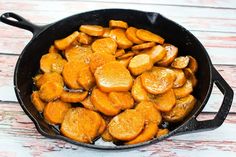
89,52,115,73
108,109,145,141
44,100,71,124
114,49,125,57
131,42,156,51
173,80,193,99
171,56,190,69
171,69,187,88
97,117,106,136
109,20,128,29
135,101,162,125
125,123,158,145
77,65,96,90
102,27,111,38
39,82,63,102
79,25,104,36
33,74,43,87
131,76,149,102
91,88,120,116
128,54,153,76
94,61,133,92
136,29,164,44
110,28,133,49
125,27,144,44
61,107,101,143
117,52,135,59
54,31,80,50
140,67,175,94
143,45,167,63
60,90,88,103
34,72,64,88
78,32,92,45
80,96,97,111
92,38,117,55
31,91,46,112
158,44,178,66
49,45,59,54
184,68,198,88
108,91,134,110
101,128,114,142
162,95,197,122
117,56,132,68
188,56,198,73
156,128,169,138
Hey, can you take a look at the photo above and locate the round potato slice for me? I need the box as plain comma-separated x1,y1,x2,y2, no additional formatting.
143,45,167,63
61,107,101,143
79,25,104,36
44,100,71,124
91,88,120,116
125,27,144,44
34,72,64,88
170,69,187,88
54,31,80,50
92,38,117,55
31,91,46,112
188,56,198,73
131,42,156,51
156,128,169,138
108,91,134,110
108,109,145,141
110,28,133,49
158,44,178,66
128,54,153,76
60,90,88,103
78,32,92,45
131,76,149,102
109,20,128,29
94,61,133,92
135,101,162,125
117,56,132,68
141,67,175,94
125,123,158,145
39,82,63,102
173,80,193,99
77,65,96,90
136,29,164,44
162,95,197,122
80,96,97,111
171,56,190,69
184,68,198,88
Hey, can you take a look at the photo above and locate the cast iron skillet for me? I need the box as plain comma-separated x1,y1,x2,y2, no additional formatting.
0,9,234,150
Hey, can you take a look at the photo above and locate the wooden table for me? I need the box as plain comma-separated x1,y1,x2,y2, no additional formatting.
0,0,235,156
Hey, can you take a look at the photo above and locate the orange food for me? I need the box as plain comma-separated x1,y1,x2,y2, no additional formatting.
92,38,117,55
39,82,63,102
49,45,59,54
114,49,125,57
136,29,164,44
77,65,96,90
158,44,178,66
131,42,156,51
131,76,149,102
78,32,92,45
80,96,97,111
110,28,133,49
102,27,111,38
117,52,135,59
54,31,80,50
156,128,169,138
94,61,133,92
184,68,198,87
188,56,198,73
173,80,193,99
79,25,104,36
34,72,64,88
97,117,106,136
109,20,128,29
101,128,114,142
143,45,167,63
60,90,88,103
170,69,187,88
125,27,144,44
171,56,190,69
117,56,132,68
108,91,134,110
31,91,46,112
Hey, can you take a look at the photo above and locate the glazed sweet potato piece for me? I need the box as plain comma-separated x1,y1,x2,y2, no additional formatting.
31,91,46,112
125,27,144,44
91,88,120,116
143,45,167,63
114,49,125,57
61,107,101,143
158,44,178,66
97,117,106,136
173,80,193,99
78,32,92,45
60,90,88,103
94,61,133,92
117,56,132,68
34,72,64,88
102,27,111,38
101,128,114,142
54,31,80,50
188,56,198,73
44,100,71,124
136,29,164,44
184,68,198,87
117,52,135,59
79,25,104,36
77,65,96,90
110,28,133,49
156,128,169,138
108,109,145,141
80,96,97,111
109,20,128,29
108,91,134,110
49,45,59,54
162,95,197,122
131,42,156,51
128,54,153,76
39,82,63,102
170,69,187,88
131,76,149,102
92,38,117,55
171,56,190,69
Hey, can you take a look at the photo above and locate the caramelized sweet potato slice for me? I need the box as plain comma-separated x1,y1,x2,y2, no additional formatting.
131,76,149,102
92,38,117,55
162,95,196,122
125,27,144,44
61,107,101,143
78,32,92,45
171,56,190,69
91,88,120,116
173,80,193,99
158,44,178,66
131,42,156,51
94,61,133,92
81,96,97,111
102,27,111,38
143,45,167,63
114,49,125,57
108,109,145,141
54,31,80,50
156,128,169,138
117,52,135,59
39,82,63,102
108,91,134,110
34,72,64,88
44,100,71,124
31,91,46,112
136,29,164,44
184,68,198,88
125,123,158,145
60,90,88,103
171,69,187,88
77,65,96,90
79,25,104,36
101,128,114,142
97,116,106,136
109,20,128,29
187,56,198,73
110,28,133,49
49,45,59,54
117,56,132,68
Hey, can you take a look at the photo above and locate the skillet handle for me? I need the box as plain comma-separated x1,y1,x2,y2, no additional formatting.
0,12,43,35
175,66,234,134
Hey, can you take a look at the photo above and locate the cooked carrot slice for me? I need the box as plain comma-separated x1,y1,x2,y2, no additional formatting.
65,45,93,64
131,76,149,102
125,27,144,44
170,69,187,88
34,72,64,88
77,65,96,90
94,61,133,92
162,95,196,122
117,56,132,68
156,128,169,138
109,20,128,29
61,107,101,143
102,27,111,38
173,80,193,99
136,29,164,44
54,31,80,50
114,49,125,57
97,116,106,136
49,45,59,54
91,88,120,116
39,82,63,102
117,52,135,59
171,56,190,69
79,25,104,36
31,91,46,112
108,109,145,141
188,56,198,73
89,52,115,74
135,101,162,125
60,90,88,103
141,67,175,94
77,32,92,45
92,38,117,55
80,96,97,111
108,91,134,110
151,89,176,112
143,45,167,63
110,28,133,49
125,122,158,145
62,61,87,89
131,42,156,51
184,68,198,87
128,54,153,76
44,100,71,124
158,44,178,66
